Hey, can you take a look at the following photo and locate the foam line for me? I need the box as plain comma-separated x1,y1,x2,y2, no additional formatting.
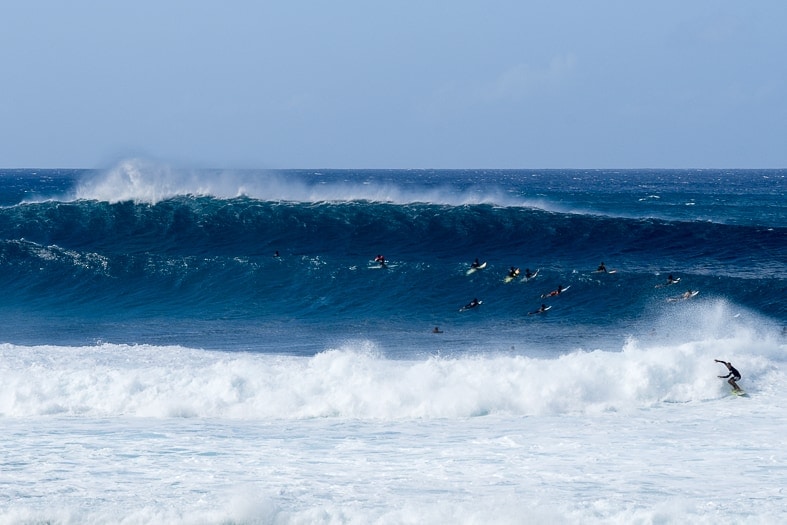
2,327,782,420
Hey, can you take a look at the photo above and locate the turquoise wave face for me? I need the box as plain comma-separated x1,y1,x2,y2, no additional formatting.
0,168,784,349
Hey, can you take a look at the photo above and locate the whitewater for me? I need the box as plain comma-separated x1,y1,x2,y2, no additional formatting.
0,163,785,524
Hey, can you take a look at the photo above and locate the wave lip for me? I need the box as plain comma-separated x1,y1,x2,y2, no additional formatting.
74,159,264,204
72,159,561,208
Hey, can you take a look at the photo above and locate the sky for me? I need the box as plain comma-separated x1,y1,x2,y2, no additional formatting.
1,1,786,169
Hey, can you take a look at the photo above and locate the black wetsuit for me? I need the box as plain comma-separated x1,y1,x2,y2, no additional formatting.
723,365,742,381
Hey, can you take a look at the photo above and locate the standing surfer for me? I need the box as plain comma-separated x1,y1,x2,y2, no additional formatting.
715,359,742,391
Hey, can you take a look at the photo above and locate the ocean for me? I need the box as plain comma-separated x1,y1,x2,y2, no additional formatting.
0,161,785,524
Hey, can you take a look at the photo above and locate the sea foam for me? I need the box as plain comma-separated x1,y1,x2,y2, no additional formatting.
2,317,781,420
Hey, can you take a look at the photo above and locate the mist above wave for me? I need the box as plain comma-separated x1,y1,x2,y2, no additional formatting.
72,159,551,208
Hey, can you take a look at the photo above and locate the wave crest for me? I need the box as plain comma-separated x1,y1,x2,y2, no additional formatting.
73,159,550,208
74,159,277,203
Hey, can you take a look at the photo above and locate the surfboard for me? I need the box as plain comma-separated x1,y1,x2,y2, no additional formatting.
528,305,551,315
459,300,483,312
732,389,748,397
540,285,570,299
667,290,699,302
466,261,487,275
522,269,539,282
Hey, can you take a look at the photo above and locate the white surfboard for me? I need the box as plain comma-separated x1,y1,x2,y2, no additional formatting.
466,261,487,275
522,269,539,282
667,290,699,302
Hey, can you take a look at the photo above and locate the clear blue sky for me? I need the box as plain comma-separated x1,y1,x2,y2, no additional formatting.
2,1,785,169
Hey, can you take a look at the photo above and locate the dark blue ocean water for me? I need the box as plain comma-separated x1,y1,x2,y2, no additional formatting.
0,165,784,354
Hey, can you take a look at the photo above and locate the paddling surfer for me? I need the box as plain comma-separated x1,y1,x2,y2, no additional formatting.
463,298,481,310
542,284,564,298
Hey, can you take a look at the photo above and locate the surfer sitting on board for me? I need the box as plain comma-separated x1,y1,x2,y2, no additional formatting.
374,254,387,268
715,359,742,391
508,267,520,278
471,258,482,269
597,262,607,273
524,268,534,279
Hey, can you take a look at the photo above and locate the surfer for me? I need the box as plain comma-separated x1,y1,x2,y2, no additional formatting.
524,268,534,279
543,285,564,298
463,298,481,310
432,326,443,334
508,267,520,278
471,258,482,269
529,303,550,315
656,274,680,288
597,262,607,273
715,359,742,391
273,250,280,257
374,254,387,268
682,289,695,299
